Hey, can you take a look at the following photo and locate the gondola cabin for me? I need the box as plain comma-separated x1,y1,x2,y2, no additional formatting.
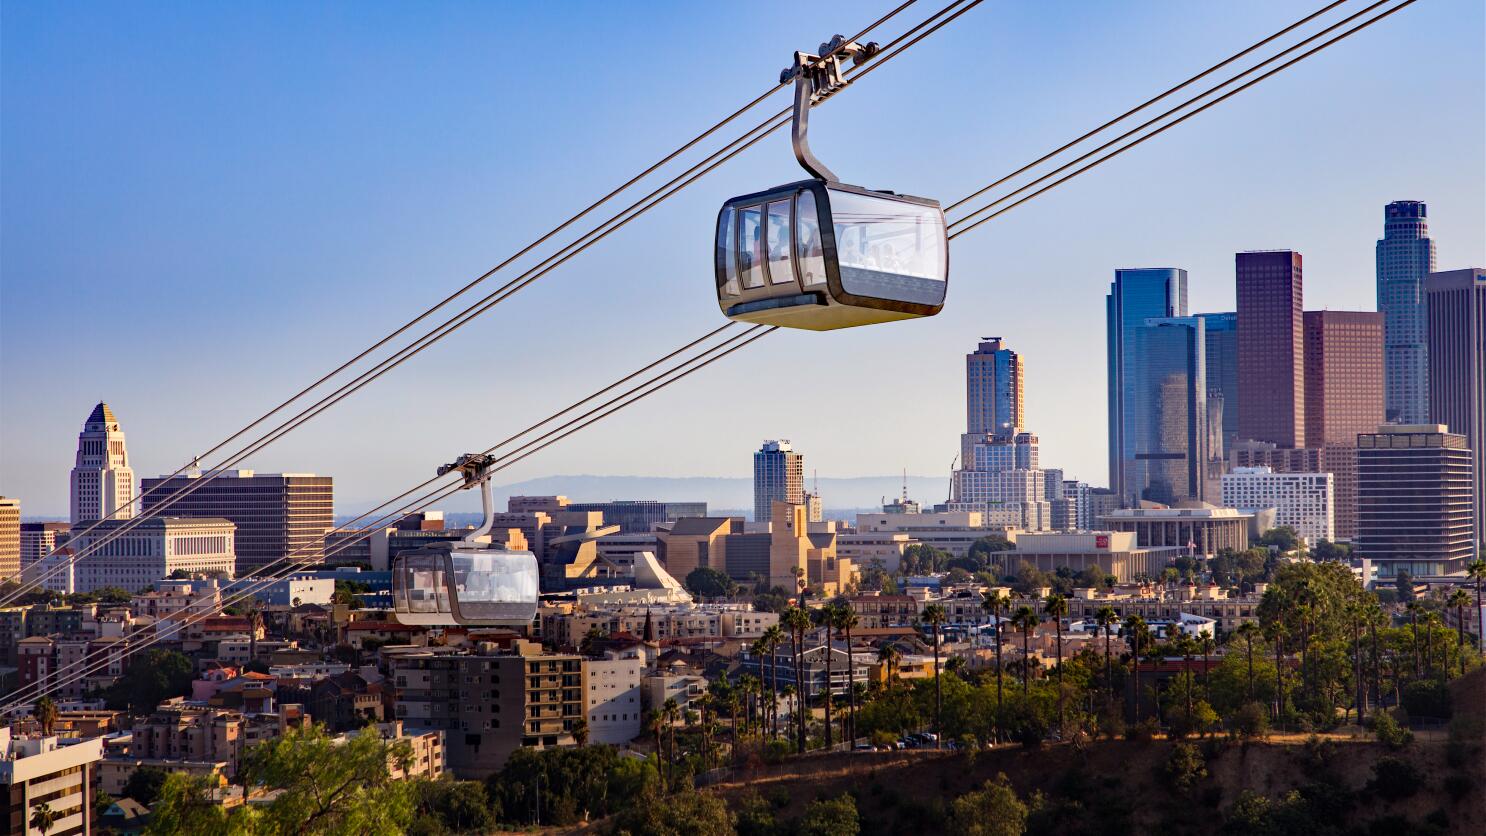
715,180,947,330
392,543,540,627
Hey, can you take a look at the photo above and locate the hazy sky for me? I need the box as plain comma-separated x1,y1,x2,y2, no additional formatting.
3,0,1483,516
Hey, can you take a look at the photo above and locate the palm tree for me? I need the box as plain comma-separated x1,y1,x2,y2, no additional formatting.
645,708,664,785
833,605,861,743
1198,632,1215,701
246,603,264,666
1469,559,1486,657
1448,588,1472,677
34,695,58,737
783,607,812,753
737,673,761,740
1265,621,1287,724
1423,612,1444,679
983,590,1010,725
1043,593,1068,733
761,624,785,739
662,698,681,786
877,643,901,690
29,802,55,836
1011,606,1038,697
1123,615,1147,721
1095,606,1118,699
780,684,797,743
814,605,836,749
1406,601,1423,678
572,717,590,747
1234,622,1260,703
922,603,948,747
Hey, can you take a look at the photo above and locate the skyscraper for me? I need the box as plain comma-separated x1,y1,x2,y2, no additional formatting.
1376,201,1437,423
1425,267,1486,550
1237,250,1305,448
140,470,333,573
0,498,18,580
1197,312,1239,453
965,337,1024,440
1356,424,1474,577
69,402,136,525
1107,267,1188,500
1117,317,1208,506
1303,310,1385,446
752,440,803,524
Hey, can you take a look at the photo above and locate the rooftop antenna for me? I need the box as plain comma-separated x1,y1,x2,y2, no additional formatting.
813,469,819,495
902,468,909,503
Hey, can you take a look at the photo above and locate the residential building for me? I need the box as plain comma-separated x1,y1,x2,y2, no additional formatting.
1356,424,1476,576
140,470,333,573
0,729,103,836
1099,506,1255,556
952,431,1053,529
583,648,643,745
0,498,17,580
70,402,135,525
1221,467,1335,545
753,440,804,523
1425,268,1486,550
337,722,444,781
1236,250,1305,447
565,501,708,534
1376,200,1436,423
390,642,585,778
842,594,920,628
65,517,236,593
1303,310,1385,446
1231,442,1361,542
1108,267,1189,496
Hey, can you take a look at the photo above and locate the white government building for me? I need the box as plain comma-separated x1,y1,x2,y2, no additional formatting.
1220,466,1334,545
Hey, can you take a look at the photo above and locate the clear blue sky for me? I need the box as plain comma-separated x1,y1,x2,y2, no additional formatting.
3,1,1482,516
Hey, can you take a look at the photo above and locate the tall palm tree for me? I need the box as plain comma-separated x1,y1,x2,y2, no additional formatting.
1345,600,1367,725
645,709,665,788
1043,593,1068,733
877,643,901,690
833,605,861,743
1123,615,1147,721
1469,559,1486,657
246,603,264,666
1448,588,1472,677
1095,606,1118,699
1264,621,1287,723
814,605,836,749
1423,612,1444,679
762,624,785,738
662,698,680,787
1406,601,1423,678
1012,606,1038,697
783,607,812,753
1198,632,1215,702
34,695,58,737
1234,622,1260,703
922,603,948,747
983,590,1010,724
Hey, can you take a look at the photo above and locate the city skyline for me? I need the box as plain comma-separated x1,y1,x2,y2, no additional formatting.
3,1,1483,516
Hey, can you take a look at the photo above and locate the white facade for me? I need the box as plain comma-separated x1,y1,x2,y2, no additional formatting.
584,651,643,745
0,729,103,836
1221,467,1335,545
69,403,135,525
70,518,236,593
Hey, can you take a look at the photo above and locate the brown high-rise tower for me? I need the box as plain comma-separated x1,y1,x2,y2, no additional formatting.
1303,310,1385,446
1237,251,1305,447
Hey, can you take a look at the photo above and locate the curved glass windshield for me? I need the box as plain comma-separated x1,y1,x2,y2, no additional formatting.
717,208,740,297
828,189,946,304
796,190,826,288
738,206,765,290
450,549,539,622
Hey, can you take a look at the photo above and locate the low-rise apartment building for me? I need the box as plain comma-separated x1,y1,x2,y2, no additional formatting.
0,729,103,836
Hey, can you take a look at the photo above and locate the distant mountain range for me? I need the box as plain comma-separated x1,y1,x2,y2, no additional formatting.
340,473,951,522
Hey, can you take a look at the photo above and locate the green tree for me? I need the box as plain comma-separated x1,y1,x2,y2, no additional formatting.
783,606,812,753
1257,526,1301,553
1042,593,1068,733
241,724,415,834
34,695,59,737
1164,742,1208,793
1094,606,1118,702
949,773,1027,836
684,567,736,599
608,787,732,836
983,590,1011,733
105,649,196,713
1311,540,1351,561
923,603,948,745
410,780,495,835
123,766,170,805
1447,588,1472,676
1123,615,1149,721
831,604,861,742
797,793,860,836
1011,607,1038,697
145,773,256,835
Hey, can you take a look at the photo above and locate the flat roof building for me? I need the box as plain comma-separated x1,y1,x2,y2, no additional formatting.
1099,505,1256,556
141,470,332,573
1425,268,1486,551
1356,424,1475,577
993,531,1181,583
1221,466,1335,545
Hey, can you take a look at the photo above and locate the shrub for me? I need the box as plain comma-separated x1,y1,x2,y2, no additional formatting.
1164,743,1208,793
1444,774,1470,803
796,794,860,836
1401,679,1452,720
1125,717,1160,743
1369,712,1413,750
1366,756,1424,801
1230,702,1269,740
948,774,1028,836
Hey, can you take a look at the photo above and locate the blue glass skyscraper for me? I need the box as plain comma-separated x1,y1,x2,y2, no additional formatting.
1376,201,1436,423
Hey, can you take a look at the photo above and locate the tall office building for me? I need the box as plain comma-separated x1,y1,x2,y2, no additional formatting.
1221,467,1334,545
0,498,18,580
1109,313,1208,507
1303,310,1385,446
1426,268,1486,549
141,470,333,573
1376,201,1436,423
964,337,1024,451
1198,312,1239,454
1237,251,1305,448
19,522,69,571
753,441,804,524
1356,425,1474,577
1107,267,1189,501
69,402,136,525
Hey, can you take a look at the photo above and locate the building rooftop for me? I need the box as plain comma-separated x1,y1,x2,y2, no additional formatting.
87,402,118,425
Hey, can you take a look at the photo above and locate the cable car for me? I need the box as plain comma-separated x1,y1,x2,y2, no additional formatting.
715,37,948,331
391,454,539,627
